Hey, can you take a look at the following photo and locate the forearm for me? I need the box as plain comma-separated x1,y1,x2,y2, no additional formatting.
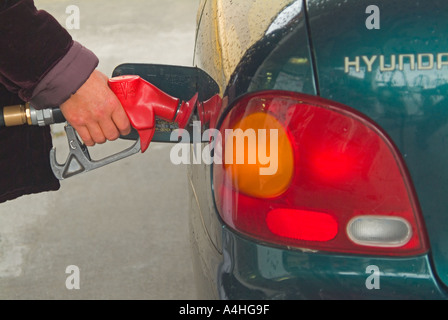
0,0,130,146
0,0,16,9
0,0,98,109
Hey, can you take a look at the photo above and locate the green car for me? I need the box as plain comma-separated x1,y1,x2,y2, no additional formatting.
116,0,448,299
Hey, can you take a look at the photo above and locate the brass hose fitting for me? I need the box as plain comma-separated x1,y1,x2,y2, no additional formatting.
3,103,30,127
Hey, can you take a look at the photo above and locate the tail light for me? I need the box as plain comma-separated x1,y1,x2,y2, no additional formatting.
213,91,428,256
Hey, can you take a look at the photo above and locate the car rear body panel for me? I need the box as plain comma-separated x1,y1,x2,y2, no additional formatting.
194,0,299,95
190,0,448,298
307,0,448,288
218,229,447,299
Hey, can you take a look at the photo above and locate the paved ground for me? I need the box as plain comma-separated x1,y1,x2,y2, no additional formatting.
0,0,199,300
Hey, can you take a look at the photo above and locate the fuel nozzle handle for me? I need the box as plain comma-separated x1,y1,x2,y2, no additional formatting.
108,75,197,152
0,76,198,180
0,76,198,153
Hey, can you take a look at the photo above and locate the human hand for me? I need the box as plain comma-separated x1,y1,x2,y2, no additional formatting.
60,69,131,146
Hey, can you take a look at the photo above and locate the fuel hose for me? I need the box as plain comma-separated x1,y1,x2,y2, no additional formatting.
0,103,65,127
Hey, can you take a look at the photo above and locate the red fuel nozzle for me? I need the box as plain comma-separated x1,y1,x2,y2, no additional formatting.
108,75,197,152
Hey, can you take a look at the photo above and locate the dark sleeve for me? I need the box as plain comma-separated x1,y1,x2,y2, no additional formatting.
0,0,98,109
0,85,60,203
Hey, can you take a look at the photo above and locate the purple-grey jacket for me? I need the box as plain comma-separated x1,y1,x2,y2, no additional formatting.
0,0,98,202
0,0,98,109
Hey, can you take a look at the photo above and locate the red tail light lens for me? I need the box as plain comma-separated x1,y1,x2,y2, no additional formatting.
213,91,428,256
266,209,338,242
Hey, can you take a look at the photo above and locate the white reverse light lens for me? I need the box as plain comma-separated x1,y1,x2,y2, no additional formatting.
347,216,412,247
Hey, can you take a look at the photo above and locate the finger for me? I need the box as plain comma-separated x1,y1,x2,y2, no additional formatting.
74,126,95,147
100,118,121,141
112,107,132,136
86,123,107,145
